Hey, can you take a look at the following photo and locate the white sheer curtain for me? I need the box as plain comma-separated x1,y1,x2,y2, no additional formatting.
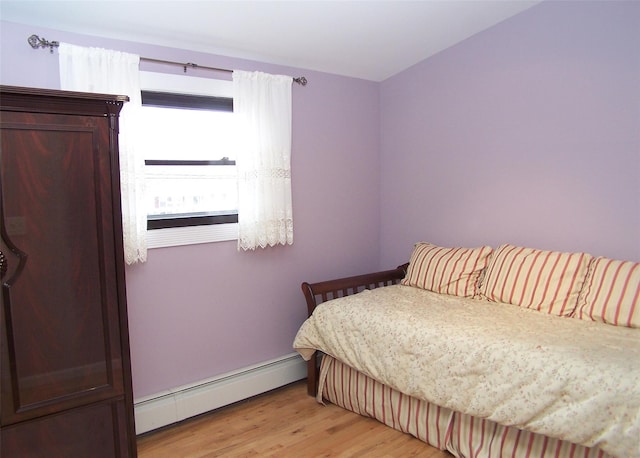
59,43,147,264
233,70,294,250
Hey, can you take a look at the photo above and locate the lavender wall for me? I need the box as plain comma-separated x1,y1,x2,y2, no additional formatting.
3,0,639,400
1,21,381,398
380,1,640,267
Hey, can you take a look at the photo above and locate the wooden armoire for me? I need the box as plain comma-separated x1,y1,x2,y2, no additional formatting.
0,86,137,457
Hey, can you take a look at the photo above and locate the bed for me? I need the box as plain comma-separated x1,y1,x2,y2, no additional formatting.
293,243,640,458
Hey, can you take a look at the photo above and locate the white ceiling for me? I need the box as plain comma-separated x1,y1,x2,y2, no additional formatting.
0,1,541,81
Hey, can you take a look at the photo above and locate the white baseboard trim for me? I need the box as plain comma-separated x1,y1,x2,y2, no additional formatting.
133,352,306,435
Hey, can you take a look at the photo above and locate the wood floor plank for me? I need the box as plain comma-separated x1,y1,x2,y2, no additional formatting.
137,380,452,457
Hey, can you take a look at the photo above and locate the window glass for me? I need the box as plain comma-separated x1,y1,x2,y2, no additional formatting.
139,105,236,161
140,106,238,227
139,72,238,247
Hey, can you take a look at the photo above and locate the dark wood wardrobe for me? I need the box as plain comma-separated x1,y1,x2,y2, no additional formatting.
0,86,137,457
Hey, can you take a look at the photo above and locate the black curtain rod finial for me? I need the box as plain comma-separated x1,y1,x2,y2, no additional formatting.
28,34,59,53
293,76,307,86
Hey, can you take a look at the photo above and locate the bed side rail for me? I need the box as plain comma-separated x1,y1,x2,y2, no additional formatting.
300,263,408,396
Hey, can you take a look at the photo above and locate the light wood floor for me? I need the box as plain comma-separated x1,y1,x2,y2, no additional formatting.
137,380,452,457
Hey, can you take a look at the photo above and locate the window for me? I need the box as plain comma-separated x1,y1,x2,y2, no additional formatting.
139,72,238,248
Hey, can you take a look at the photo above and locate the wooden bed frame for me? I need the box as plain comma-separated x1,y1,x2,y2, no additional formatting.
300,264,408,396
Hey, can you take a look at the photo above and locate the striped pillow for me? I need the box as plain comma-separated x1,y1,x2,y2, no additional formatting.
479,244,593,316
574,257,640,328
401,243,493,297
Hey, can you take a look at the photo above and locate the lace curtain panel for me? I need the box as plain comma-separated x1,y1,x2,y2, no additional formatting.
233,70,294,250
59,43,147,264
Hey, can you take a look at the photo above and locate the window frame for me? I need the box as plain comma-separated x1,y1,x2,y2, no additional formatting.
139,71,237,248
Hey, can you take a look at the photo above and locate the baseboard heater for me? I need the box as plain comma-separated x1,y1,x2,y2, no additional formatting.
134,352,306,435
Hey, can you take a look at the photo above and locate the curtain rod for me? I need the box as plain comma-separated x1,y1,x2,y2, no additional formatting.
27,34,308,86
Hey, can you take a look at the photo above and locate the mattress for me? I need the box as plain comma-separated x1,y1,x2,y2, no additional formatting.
294,284,640,457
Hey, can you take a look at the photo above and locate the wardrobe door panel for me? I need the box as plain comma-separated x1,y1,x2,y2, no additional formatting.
0,112,123,424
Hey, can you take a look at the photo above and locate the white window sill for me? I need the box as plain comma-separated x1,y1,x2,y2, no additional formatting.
147,223,238,249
